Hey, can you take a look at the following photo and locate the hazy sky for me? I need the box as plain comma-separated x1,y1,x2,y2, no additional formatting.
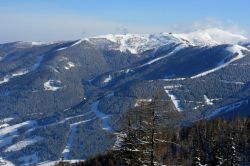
0,0,249,43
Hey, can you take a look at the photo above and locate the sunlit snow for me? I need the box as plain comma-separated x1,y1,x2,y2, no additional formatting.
103,75,112,83
44,80,63,91
64,61,75,70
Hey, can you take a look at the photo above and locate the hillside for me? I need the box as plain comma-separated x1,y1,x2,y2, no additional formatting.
0,28,250,165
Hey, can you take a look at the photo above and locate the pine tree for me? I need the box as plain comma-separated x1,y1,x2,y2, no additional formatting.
119,94,175,166
136,96,170,166
118,117,143,166
192,137,202,166
211,142,224,166
224,136,240,166
192,148,201,166
229,137,240,166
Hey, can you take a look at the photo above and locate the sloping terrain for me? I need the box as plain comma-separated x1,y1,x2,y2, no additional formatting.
0,28,249,165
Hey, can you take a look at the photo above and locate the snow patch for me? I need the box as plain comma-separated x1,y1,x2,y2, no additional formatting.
163,78,186,81
4,136,43,152
204,95,213,105
193,105,206,110
11,70,29,77
44,80,63,91
0,124,9,129
164,84,182,89
125,69,133,73
0,118,14,123
56,47,67,51
64,62,75,70
0,157,15,166
30,41,58,46
103,75,112,83
134,99,152,107
221,80,245,85
0,77,10,85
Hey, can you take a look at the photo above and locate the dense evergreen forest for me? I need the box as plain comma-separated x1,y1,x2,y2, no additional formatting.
56,99,250,166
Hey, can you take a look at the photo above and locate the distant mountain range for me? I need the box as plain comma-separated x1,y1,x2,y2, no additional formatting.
0,28,250,165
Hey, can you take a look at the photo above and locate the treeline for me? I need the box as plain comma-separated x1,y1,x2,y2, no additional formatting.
56,99,250,166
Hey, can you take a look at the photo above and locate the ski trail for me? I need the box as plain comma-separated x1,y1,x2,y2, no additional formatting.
62,119,93,159
90,100,112,131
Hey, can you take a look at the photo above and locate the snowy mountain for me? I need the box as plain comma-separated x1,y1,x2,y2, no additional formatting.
0,28,250,165
88,28,247,54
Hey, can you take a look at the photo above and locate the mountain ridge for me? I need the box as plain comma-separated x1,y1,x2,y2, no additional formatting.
0,28,250,165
